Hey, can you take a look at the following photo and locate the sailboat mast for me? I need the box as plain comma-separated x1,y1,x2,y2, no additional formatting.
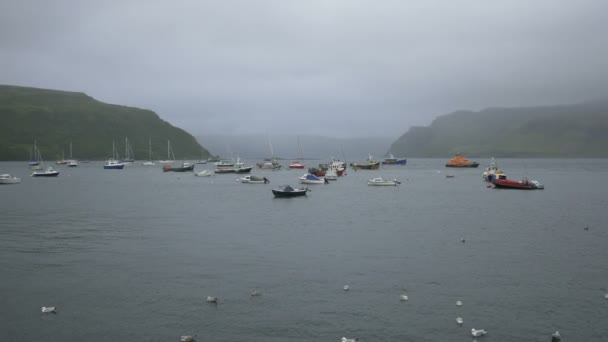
70,141,73,159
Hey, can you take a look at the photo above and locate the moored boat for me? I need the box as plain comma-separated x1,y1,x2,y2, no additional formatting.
299,173,327,184
288,161,305,169
446,154,479,168
163,162,195,172
482,157,505,181
104,141,125,169
238,175,269,184
491,178,544,190
32,166,60,177
272,185,309,198
194,170,213,177
382,154,407,165
351,154,381,170
368,177,400,186
0,174,21,184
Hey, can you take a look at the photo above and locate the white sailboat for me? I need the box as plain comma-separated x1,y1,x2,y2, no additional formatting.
31,148,60,177
142,138,155,166
67,141,78,167
120,137,135,164
103,141,125,169
158,140,175,163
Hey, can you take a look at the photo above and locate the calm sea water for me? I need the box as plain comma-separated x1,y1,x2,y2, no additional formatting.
1,159,607,342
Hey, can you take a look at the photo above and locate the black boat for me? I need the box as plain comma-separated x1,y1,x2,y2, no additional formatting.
271,185,309,198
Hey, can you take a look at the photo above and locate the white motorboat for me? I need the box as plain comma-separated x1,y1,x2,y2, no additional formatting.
238,175,269,184
299,173,326,184
471,328,487,337
0,174,21,184
32,166,60,177
194,170,213,177
324,169,338,181
367,177,400,186
482,157,506,181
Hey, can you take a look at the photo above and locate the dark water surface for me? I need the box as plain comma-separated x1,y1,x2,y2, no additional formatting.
1,159,607,341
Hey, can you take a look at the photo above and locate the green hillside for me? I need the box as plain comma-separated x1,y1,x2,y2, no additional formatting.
389,101,608,157
0,85,210,161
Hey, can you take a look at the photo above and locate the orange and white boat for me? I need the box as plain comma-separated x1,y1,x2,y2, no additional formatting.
445,154,479,168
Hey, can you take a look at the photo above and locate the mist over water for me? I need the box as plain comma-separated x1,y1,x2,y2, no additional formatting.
1,159,607,341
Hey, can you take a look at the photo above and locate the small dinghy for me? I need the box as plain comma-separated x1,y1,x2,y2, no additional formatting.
456,317,463,325
471,328,487,337
41,306,56,313
194,170,213,177
367,177,400,186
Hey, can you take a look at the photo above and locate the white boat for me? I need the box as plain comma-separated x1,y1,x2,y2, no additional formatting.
367,177,400,186
142,138,155,166
482,157,506,181
194,170,213,177
31,149,60,177
471,328,487,337
324,168,338,181
119,137,135,164
0,174,21,184
299,173,326,184
66,141,78,167
238,175,269,184
158,140,175,163
103,141,125,169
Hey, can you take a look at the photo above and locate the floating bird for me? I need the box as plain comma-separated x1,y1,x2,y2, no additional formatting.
341,337,357,342
250,290,262,297
551,331,561,342
456,300,463,306
343,285,350,291
206,296,218,304
461,237,466,243
181,335,196,342
456,317,463,325
471,328,487,337
400,294,408,301
41,306,56,314
604,293,608,299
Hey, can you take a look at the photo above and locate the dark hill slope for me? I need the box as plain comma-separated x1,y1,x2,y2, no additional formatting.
389,101,608,157
0,85,209,160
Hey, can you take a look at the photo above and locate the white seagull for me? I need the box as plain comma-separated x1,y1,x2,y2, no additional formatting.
400,294,408,301
250,290,262,297
456,300,463,306
41,306,56,313
206,296,218,303
456,317,463,325
180,335,196,342
471,328,487,337
342,337,357,342
343,285,350,291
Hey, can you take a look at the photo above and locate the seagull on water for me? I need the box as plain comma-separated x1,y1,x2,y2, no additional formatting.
41,306,56,313
250,290,262,297
180,335,196,342
400,294,408,301
456,300,463,306
551,331,561,341
456,317,463,325
342,337,357,342
206,296,218,304
343,285,350,291
471,328,487,337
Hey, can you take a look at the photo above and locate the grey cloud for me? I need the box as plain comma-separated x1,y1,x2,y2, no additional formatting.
2,0,608,138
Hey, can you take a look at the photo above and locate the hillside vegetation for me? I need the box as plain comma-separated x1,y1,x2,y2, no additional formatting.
0,85,209,160
389,101,608,157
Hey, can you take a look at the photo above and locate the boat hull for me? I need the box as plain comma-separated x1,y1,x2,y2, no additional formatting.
272,189,307,197
104,164,125,169
351,162,381,170
382,159,407,165
446,163,479,168
163,165,195,172
491,179,544,190
32,171,60,177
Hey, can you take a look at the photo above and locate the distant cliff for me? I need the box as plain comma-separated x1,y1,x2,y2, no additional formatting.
0,85,209,160
389,100,608,157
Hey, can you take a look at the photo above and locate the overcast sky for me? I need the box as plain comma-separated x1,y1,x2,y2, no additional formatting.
2,0,607,138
